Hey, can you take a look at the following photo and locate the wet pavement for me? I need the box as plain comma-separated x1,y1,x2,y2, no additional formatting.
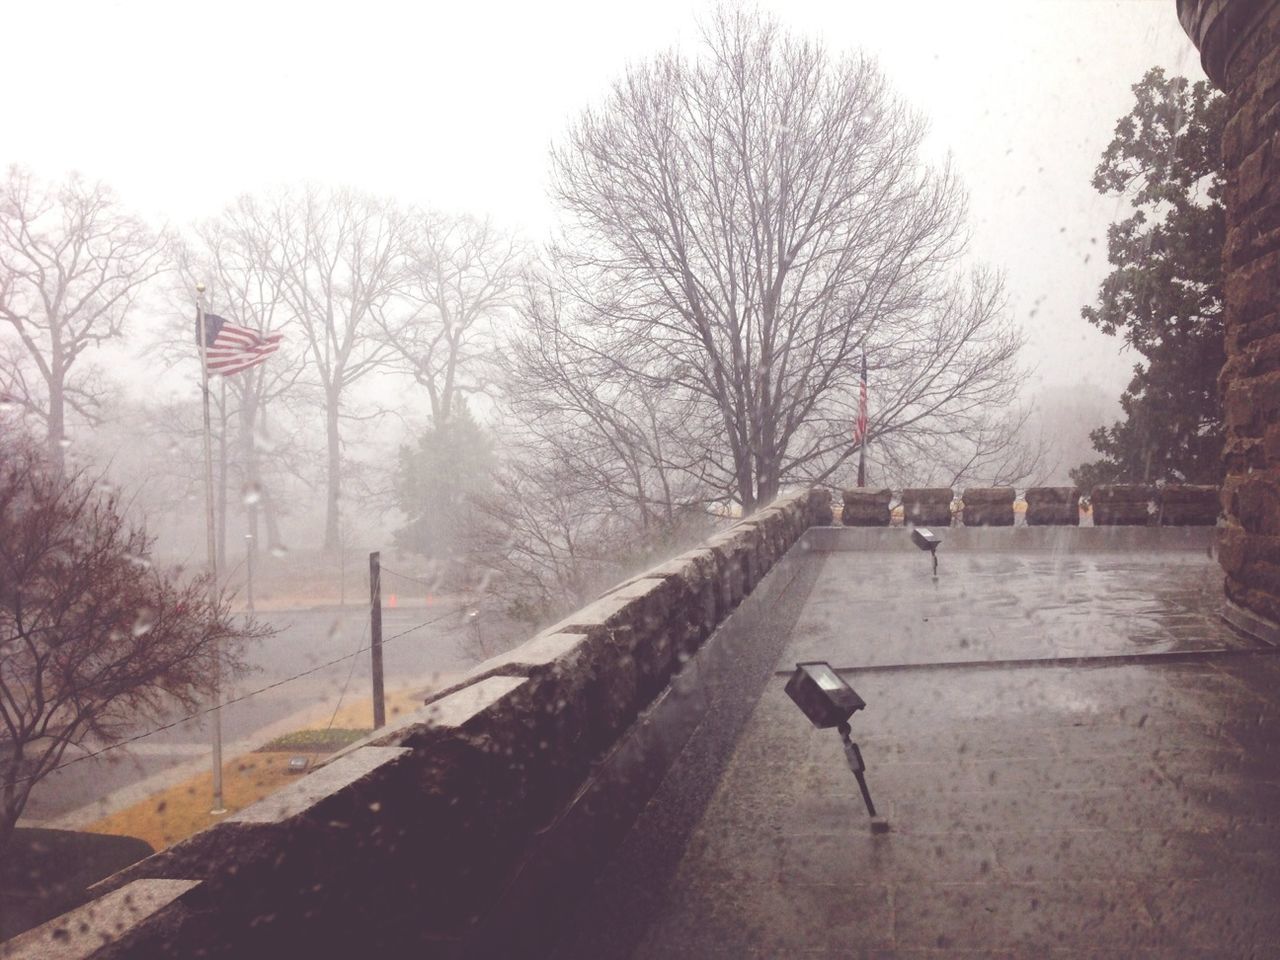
561,528,1280,959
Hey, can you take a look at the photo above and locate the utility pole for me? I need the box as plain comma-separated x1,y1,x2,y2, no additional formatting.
369,551,385,729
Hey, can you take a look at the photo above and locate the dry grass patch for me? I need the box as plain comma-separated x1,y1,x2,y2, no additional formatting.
81,685,435,852
83,753,298,851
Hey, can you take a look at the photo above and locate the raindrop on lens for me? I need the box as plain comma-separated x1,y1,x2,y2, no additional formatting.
132,607,156,637
253,425,276,453
270,544,289,558
242,483,262,507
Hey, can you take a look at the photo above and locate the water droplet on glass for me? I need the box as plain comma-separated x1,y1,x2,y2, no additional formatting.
132,607,156,637
242,483,262,507
57,436,72,449
253,425,276,453
270,544,289,558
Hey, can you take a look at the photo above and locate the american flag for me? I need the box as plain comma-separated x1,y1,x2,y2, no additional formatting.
853,353,868,444
197,312,283,376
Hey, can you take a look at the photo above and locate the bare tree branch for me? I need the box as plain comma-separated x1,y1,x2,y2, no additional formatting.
0,167,168,472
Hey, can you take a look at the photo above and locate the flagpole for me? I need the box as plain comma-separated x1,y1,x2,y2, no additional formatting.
857,352,868,488
196,284,226,815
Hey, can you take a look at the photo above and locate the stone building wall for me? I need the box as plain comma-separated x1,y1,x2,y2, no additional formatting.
1181,0,1280,627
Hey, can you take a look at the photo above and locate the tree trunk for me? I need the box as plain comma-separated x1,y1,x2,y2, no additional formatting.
735,442,756,515
757,470,779,508
324,393,341,551
47,374,65,474
0,807,16,856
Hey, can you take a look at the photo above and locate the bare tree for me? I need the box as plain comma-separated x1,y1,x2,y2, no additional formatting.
375,212,521,426
508,275,718,531
0,168,167,471
0,432,267,851
267,186,410,550
544,9,1028,511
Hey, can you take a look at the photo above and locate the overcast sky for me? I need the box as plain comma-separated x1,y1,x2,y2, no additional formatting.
3,0,1205,402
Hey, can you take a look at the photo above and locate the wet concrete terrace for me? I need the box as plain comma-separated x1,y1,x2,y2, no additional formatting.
559,526,1280,959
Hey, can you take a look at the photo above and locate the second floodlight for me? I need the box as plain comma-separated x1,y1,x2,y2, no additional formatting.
911,526,941,576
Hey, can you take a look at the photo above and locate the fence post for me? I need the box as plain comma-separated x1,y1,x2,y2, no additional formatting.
369,551,385,729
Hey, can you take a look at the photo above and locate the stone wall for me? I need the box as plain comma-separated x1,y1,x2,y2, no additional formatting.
1091,484,1159,526
1024,487,1080,526
961,487,1016,527
1180,0,1280,627
834,485,1219,527
3,493,818,960
840,487,892,526
901,487,954,526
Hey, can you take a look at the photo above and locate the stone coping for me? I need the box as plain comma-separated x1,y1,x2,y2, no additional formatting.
228,746,412,824
800,525,1217,553
0,880,200,960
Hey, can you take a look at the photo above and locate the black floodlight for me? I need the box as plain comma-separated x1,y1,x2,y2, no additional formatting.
911,526,942,576
784,661,884,826
785,661,866,729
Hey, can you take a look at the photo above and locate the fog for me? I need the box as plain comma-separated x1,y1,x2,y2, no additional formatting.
0,0,1209,612
0,0,1209,610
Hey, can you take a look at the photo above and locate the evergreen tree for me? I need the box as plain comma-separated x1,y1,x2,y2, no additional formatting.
393,407,494,564
1071,68,1227,490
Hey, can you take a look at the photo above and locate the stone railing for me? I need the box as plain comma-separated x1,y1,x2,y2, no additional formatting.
2,492,818,960
826,484,1221,527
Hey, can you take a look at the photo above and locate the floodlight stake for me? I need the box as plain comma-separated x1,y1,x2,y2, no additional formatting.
837,721,878,818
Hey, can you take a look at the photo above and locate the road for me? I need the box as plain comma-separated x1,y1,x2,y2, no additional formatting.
20,604,511,825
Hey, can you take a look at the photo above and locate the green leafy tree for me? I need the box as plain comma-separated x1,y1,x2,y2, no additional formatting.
393,408,494,566
1071,67,1227,491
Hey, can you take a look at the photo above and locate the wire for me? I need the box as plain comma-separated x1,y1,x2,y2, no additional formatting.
379,565,439,590
11,608,460,786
